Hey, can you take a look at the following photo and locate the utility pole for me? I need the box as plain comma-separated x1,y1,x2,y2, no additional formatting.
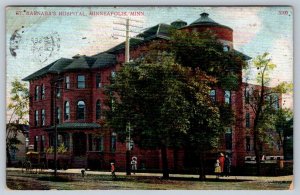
53,81,58,177
125,18,130,63
126,122,131,175
53,77,63,177
112,17,142,176
112,17,143,64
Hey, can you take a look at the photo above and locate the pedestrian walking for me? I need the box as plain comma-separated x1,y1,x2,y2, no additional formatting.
131,156,137,174
218,153,225,176
224,154,231,177
111,162,117,180
214,159,221,179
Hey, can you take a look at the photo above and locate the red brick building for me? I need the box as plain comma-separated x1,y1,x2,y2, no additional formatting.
23,13,282,172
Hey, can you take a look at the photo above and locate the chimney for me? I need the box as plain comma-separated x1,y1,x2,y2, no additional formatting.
200,12,209,18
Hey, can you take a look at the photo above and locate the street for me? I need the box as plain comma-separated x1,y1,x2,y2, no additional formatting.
6,168,293,190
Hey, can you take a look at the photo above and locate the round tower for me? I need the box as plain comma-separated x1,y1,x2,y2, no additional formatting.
181,12,233,49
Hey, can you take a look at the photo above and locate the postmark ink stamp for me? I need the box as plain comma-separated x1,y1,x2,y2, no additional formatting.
31,32,61,63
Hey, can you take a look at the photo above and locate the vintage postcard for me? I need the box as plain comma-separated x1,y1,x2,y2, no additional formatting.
6,6,293,190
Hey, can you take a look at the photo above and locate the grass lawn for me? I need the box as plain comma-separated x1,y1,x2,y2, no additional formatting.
6,170,292,190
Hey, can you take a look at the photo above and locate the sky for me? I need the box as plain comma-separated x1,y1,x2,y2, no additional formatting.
6,6,293,109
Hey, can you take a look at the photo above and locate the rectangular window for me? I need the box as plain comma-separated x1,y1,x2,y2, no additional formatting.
111,70,116,78
41,109,45,126
40,135,45,152
245,88,250,104
273,94,279,110
41,85,45,99
65,76,70,89
34,136,39,152
57,134,63,146
35,86,39,100
246,136,251,151
210,89,216,102
111,133,117,152
88,134,93,151
34,110,39,126
96,74,101,88
224,90,231,104
77,75,85,88
49,134,54,147
246,113,250,128
225,128,232,150
95,136,104,151
56,84,61,98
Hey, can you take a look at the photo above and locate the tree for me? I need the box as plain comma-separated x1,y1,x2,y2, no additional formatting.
105,50,192,178
170,30,241,180
275,108,293,160
170,30,247,90
245,52,292,175
6,79,29,166
105,30,245,179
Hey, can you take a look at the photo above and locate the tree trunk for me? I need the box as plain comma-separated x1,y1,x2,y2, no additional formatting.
253,141,261,176
161,145,169,179
6,145,12,167
173,147,178,173
199,150,206,181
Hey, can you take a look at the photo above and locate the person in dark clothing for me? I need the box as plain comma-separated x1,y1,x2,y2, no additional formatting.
224,154,231,177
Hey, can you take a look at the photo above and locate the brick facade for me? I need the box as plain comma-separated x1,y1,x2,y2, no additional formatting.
23,13,283,172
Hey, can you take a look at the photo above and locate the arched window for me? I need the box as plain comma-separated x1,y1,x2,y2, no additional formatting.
77,101,85,120
96,100,101,119
64,101,70,120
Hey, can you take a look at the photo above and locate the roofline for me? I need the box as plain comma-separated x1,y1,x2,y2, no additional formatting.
181,23,233,31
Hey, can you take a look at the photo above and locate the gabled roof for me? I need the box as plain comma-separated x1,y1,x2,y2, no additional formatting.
64,56,96,70
91,53,117,69
22,60,58,81
47,58,73,73
23,54,116,81
106,23,174,54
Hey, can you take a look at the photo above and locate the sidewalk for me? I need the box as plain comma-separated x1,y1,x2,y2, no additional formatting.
6,167,293,182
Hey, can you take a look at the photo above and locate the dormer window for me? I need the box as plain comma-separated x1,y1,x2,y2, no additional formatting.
223,45,230,52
